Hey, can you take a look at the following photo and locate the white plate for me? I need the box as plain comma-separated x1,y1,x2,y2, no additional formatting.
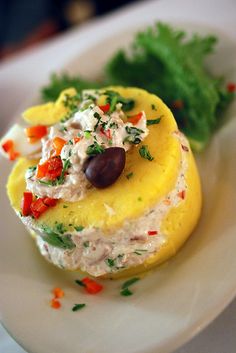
0,20,236,353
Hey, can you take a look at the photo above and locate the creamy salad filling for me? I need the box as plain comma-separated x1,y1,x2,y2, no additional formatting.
26,92,148,201
22,131,189,277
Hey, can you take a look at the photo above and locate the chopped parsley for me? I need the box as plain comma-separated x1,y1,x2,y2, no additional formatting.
38,179,55,186
54,222,67,234
134,249,147,255
147,117,162,126
126,172,134,179
75,279,86,287
84,130,91,139
120,288,133,296
121,277,140,289
83,241,90,248
60,93,81,122
63,205,68,208
106,258,115,267
104,90,135,112
124,126,144,145
86,141,105,156
139,145,154,161
28,166,37,172
74,225,84,232
120,277,140,296
72,303,86,312
41,224,75,249
57,159,71,185
151,104,157,111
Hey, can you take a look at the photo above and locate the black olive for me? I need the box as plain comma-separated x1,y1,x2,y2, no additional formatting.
84,147,126,188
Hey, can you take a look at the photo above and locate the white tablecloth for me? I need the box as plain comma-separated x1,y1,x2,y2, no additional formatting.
1,0,236,351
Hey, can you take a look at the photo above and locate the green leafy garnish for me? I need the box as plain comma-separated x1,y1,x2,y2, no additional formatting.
126,172,134,179
106,258,115,267
120,277,140,296
75,279,86,287
41,23,235,151
41,224,75,249
57,159,71,185
83,241,90,248
121,277,140,289
72,303,86,311
139,145,154,161
54,222,67,234
74,225,84,232
41,73,101,102
147,117,162,125
124,126,144,145
86,141,105,156
120,288,133,296
104,90,135,112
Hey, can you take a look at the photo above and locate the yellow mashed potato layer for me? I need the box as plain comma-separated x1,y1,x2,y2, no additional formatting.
7,87,202,277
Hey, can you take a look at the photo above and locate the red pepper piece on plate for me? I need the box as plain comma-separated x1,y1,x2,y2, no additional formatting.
81,277,103,294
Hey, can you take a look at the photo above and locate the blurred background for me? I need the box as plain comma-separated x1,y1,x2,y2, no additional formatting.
0,0,138,61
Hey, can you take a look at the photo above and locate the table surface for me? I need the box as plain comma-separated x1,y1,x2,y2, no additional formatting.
0,0,236,352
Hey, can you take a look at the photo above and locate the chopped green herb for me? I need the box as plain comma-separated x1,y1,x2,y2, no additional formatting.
126,172,134,179
68,140,73,145
83,241,90,248
28,166,37,172
147,117,162,126
104,90,135,112
63,205,68,208
109,122,119,129
120,288,133,296
121,277,140,290
74,225,84,232
57,159,71,185
38,179,55,186
41,224,75,249
139,145,154,161
124,126,144,145
137,197,142,201
54,222,67,234
86,141,105,156
75,279,86,287
84,130,91,139
72,303,86,312
151,104,157,110
106,258,115,267
134,249,147,255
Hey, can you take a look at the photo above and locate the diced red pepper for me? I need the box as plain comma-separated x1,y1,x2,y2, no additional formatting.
50,298,61,309
9,150,20,161
100,128,111,140
172,100,184,110
99,103,110,113
43,198,57,207
52,287,64,299
21,191,33,216
1,139,20,161
227,82,236,93
81,277,103,294
30,198,48,219
36,156,63,180
25,125,47,143
2,139,13,153
178,190,186,200
148,230,158,236
73,137,81,144
52,137,66,156
128,112,143,125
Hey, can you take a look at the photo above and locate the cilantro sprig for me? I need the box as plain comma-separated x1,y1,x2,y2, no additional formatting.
139,145,154,161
